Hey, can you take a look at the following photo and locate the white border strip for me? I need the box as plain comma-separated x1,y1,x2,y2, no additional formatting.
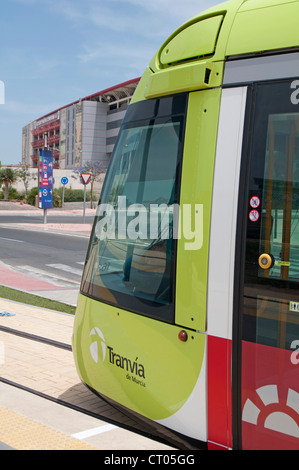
207,86,247,340
155,338,207,441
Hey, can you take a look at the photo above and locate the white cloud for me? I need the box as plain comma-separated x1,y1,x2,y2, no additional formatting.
3,100,61,117
9,0,37,4
2,0,222,165
117,0,220,21
78,41,155,80
78,42,154,64
38,0,220,37
74,0,221,77
35,59,62,74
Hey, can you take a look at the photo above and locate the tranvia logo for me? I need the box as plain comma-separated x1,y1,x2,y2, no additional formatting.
89,327,106,363
89,326,146,386
242,385,299,439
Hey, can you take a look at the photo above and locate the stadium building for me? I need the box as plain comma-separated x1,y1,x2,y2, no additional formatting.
22,78,140,170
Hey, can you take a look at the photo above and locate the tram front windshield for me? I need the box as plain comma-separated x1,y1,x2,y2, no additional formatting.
81,94,188,323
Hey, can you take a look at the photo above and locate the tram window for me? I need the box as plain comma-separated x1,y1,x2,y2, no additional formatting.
81,95,187,322
260,113,299,283
253,111,299,348
239,80,299,450
243,83,299,349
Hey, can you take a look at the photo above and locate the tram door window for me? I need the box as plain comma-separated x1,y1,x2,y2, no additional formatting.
237,80,299,450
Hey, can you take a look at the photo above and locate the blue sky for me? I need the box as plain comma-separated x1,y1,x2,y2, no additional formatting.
0,0,220,165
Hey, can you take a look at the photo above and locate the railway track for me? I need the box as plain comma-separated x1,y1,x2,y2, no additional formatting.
0,325,72,350
0,324,188,449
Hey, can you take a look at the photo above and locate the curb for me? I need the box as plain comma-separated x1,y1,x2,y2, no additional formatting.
0,223,91,238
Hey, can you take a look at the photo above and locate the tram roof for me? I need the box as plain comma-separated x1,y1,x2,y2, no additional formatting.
132,0,299,102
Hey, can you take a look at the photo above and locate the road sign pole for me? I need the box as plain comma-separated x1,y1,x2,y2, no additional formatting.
80,173,91,223
60,177,68,209
43,209,47,224
83,185,86,223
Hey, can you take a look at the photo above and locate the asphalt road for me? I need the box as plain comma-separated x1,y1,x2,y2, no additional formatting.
0,226,90,286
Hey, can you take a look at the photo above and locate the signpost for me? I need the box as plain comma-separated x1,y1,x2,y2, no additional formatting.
61,176,68,207
80,173,91,185
80,173,91,223
39,150,53,224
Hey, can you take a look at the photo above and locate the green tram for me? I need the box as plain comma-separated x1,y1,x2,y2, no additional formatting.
73,0,299,449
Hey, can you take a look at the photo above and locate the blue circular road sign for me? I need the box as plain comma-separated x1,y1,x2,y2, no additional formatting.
61,177,68,185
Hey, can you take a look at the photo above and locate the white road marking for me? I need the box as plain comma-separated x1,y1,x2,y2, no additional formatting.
71,424,118,440
46,263,83,277
15,265,80,287
0,237,24,243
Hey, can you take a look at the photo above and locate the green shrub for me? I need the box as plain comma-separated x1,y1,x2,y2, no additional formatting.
26,187,39,206
0,186,25,200
8,187,25,200
53,189,62,208
56,187,97,202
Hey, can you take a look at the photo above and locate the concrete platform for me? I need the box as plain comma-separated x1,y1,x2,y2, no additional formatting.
0,203,178,451
0,298,174,450
0,382,173,450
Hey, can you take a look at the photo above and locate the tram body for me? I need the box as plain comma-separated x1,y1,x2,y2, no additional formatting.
73,0,299,450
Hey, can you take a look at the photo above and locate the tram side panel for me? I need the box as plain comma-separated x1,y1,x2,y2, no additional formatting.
73,295,207,442
207,86,248,449
72,88,223,445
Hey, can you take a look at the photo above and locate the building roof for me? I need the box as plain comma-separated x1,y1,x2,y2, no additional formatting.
34,77,140,124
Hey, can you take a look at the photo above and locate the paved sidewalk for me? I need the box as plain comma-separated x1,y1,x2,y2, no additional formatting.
0,200,97,213
0,298,173,450
0,202,178,450
0,258,80,306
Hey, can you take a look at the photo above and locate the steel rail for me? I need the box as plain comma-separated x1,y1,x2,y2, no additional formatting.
0,326,181,449
0,325,72,350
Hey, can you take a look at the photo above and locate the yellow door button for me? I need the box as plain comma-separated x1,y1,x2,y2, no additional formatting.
258,253,274,270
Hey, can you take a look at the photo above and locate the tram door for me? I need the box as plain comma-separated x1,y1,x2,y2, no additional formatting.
236,80,299,449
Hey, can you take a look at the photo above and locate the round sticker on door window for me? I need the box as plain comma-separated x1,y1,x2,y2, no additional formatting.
249,210,260,222
250,196,260,208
